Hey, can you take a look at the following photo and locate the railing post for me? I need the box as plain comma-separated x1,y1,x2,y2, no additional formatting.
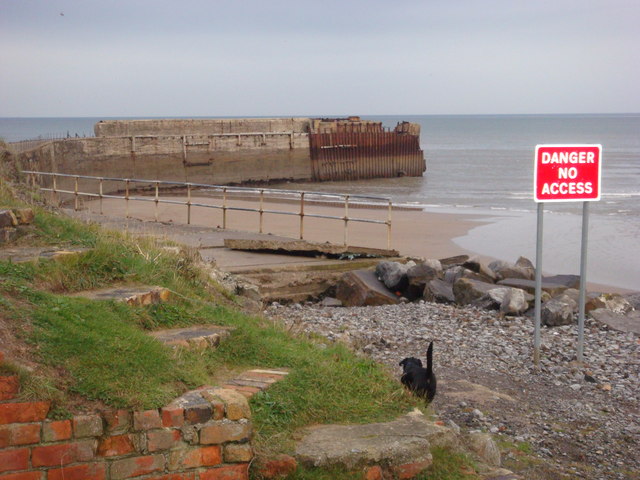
99,178,104,215
74,176,79,211
222,187,227,229
259,189,264,234
125,179,130,218
187,183,192,225
387,199,392,250
344,195,349,246
154,181,159,222
299,192,305,240
52,174,58,206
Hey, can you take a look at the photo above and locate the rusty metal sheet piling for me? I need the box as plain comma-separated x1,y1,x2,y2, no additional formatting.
309,118,425,182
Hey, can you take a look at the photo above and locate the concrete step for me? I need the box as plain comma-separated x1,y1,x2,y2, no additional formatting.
71,285,171,306
149,325,234,349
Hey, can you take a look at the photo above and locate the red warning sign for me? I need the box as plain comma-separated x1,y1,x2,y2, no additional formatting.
534,144,601,202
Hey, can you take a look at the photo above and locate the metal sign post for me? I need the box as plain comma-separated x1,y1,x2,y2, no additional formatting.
533,144,602,365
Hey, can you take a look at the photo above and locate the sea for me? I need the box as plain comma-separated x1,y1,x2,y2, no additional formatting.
1,114,639,291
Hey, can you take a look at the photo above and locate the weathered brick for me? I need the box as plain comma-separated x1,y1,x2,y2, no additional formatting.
97,434,136,457
0,401,50,425
364,465,383,480
133,409,162,431
42,420,72,442
254,455,297,480
0,375,20,401
0,423,40,446
199,464,249,480
161,406,184,428
110,454,165,480
0,448,29,473
73,414,103,437
200,420,252,445
147,429,182,452
0,472,43,480
201,389,251,420
168,446,222,470
31,440,96,467
394,460,432,479
184,404,212,425
223,443,253,463
102,409,132,434
47,463,106,480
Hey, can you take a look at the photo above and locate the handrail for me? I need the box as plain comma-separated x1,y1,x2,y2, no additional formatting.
22,170,393,249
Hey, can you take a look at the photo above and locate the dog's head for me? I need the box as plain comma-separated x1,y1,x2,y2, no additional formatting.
399,357,423,371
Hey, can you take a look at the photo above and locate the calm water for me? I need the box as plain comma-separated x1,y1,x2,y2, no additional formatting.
2,114,639,289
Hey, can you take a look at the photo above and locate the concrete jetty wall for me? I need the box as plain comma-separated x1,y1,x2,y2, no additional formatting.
18,117,425,194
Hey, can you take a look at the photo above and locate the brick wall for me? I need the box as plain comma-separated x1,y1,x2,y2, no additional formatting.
0,357,252,480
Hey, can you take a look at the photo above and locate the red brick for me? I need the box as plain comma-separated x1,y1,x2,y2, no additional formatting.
0,423,41,446
110,454,165,480
0,448,29,473
97,434,135,457
200,422,252,445
168,446,222,470
220,385,261,398
147,429,182,452
364,465,383,480
254,455,297,479
0,473,43,480
31,440,95,467
200,464,249,480
73,414,103,437
47,463,106,480
0,402,49,425
394,460,432,479
0,375,20,401
42,420,72,442
102,409,132,433
133,410,162,431
161,406,184,428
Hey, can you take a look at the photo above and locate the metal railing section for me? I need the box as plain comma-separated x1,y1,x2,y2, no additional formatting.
22,171,393,249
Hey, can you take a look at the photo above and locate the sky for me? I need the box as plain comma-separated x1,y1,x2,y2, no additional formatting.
1,0,639,117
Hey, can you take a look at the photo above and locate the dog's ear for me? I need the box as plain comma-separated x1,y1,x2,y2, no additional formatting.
399,358,407,367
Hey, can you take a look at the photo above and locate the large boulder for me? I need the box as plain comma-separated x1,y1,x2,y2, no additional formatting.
453,278,498,306
406,260,442,300
445,266,492,285
439,254,469,268
375,261,413,293
498,278,568,297
488,257,535,281
423,278,455,304
499,288,530,315
590,308,640,335
585,293,634,315
0,210,18,228
336,270,399,307
462,258,497,282
542,293,578,326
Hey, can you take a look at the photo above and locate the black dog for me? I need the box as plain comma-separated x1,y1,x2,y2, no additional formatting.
399,341,437,402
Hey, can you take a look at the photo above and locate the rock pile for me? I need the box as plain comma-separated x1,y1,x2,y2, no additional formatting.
0,207,34,244
332,255,639,331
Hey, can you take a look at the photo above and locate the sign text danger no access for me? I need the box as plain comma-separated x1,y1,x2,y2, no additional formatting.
534,144,602,202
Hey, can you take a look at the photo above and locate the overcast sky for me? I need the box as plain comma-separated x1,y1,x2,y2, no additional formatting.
1,0,638,117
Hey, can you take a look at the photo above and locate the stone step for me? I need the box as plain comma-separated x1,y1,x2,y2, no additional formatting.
0,246,89,263
221,369,289,399
149,325,234,349
71,285,171,306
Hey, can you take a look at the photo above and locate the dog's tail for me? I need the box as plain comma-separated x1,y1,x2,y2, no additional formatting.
426,341,434,376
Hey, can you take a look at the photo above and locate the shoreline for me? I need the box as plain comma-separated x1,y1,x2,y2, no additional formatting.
85,195,633,294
